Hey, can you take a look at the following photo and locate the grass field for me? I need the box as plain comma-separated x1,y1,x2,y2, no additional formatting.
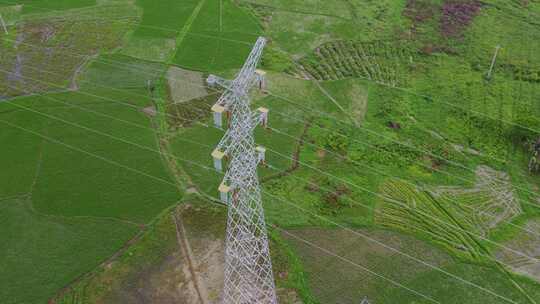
0,198,138,304
2,0,540,303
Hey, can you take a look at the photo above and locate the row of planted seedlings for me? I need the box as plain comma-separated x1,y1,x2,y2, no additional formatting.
299,40,414,85
375,179,486,262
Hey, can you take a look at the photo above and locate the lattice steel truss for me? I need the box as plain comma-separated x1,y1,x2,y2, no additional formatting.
208,37,278,304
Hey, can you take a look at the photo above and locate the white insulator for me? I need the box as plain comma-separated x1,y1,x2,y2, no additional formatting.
256,146,266,164
257,107,269,127
212,149,225,172
218,182,231,204
207,74,218,86
255,69,267,90
212,104,226,128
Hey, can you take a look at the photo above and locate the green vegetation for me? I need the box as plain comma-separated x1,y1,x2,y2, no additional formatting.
0,198,137,304
52,204,180,304
2,0,540,303
0,0,96,13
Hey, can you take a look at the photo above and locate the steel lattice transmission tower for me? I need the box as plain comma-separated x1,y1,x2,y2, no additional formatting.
208,37,277,304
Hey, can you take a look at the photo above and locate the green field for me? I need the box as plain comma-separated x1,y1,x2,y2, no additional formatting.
2,0,540,303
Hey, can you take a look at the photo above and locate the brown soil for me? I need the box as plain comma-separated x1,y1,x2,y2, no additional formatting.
103,205,225,304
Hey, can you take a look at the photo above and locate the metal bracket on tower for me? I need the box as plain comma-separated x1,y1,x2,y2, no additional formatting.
256,107,269,128
255,69,267,90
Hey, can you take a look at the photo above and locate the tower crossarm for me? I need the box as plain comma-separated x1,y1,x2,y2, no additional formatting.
208,37,267,98
208,74,233,90
233,37,267,90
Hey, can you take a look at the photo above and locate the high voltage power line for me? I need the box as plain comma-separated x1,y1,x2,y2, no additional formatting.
1,114,444,304
3,37,536,302
0,110,510,303
0,100,524,303
4,50,533,246
4,77,539,267
0,109,519,304
2,51,540,237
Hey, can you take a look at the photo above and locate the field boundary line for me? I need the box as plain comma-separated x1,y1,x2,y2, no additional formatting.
49,227,146,303
261,118,313,183
48,198,184,303
0,194,29,202
173,208,210,304
172,0,208,64
219,0,223,32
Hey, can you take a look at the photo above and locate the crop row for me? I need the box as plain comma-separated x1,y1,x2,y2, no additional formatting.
298,40,413,86
376,179,487,262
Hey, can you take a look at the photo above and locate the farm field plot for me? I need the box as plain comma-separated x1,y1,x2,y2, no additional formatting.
240,0,405,57
0,0,96,13
0,198,137,304
0,2,138,98
0,86,181,302
172,0,263,73
27,89,179,222
285,228,540,304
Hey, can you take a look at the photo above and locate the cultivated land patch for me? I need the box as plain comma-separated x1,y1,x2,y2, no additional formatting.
242,0,405,57
0,4,137,98
54,202,301,304
79,54,166,90
0,98,46,198
283,227,451,303
27,90,180,222
375,165,523,263
434,165,523,233
0,4,22,25
119,0,199,62
0,86,180,302
166,66,207,103
299,40,413,86
2,0,540,303
0,198,137,304
285,227,540,304
173,0,262,73
496,218,540,283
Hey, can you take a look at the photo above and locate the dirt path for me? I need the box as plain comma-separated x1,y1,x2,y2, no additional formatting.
173,210,210,304
170,0,207,64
